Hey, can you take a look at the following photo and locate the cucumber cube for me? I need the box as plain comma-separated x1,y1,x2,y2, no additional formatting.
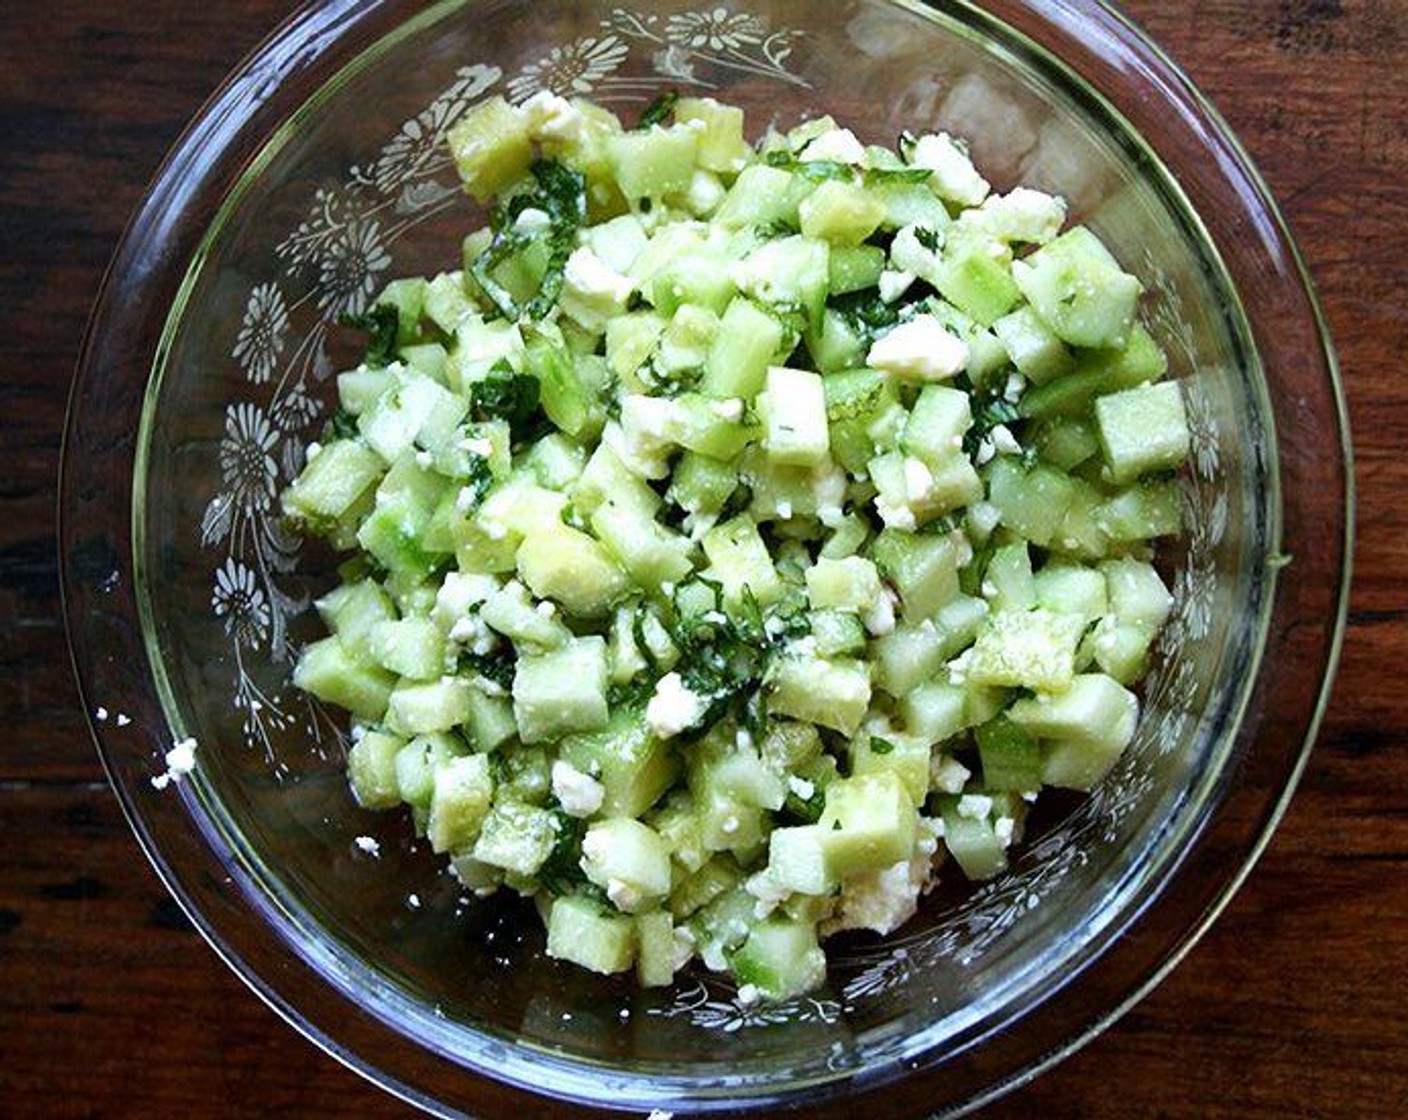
808,609,868,658
1098,480,1182,542
933,236,1021,326
394,733,466,808
992,305,1075,384
727,917,826,1002
447,96,533,202
635,910,677,987
939,799,1009,880
581,818,672,912
316,579,396,663
870,529,961,621
385,677,475,736
590,504,695,591
471,798,558,876
901,385,973,467
818,772,919,877
1012,226,1143,349
607,124,700,199
766,824,834,894
1094,381,1191,484
900,679,968,745
283,440,385,527
605,310,667,384
983,543,1036,614
805,556,882,613
731,236,830,331
975,717,1043,792
768,654,872,736
516,525,628,619
714,164,813,229
701,516,784,606
871,621,947,698
480,581,572,650
701,297,787,400
560,709,679,818
828,244,886,295
985,458,1077,549
799,179,887,246
292,636,395,721
850,731,931,805
346,729,406,809
1008,673,1139,789
368,617,445,681
427,753,494,854
1034,562,1108,624
546,895,637,975
676,96,750,172
512,637,610,743
964,608,1086,692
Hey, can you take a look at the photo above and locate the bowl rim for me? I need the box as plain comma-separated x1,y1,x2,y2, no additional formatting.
61,0,1353,1116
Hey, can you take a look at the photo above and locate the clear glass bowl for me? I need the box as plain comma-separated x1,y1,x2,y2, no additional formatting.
61,1,1350,1116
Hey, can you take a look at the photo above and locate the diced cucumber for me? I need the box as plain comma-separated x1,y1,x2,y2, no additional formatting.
1008,673,1139,789
516,525,628,619
316,579,396,663
512,637,610,743
992,304,1075,384
1012,226,1143,349
938,798,1010,880
728,916,826,1001
850,731,931,805
701,297,787,400
982,542,1036,614
808,608,868,657
714,164,813,229
635,909,677,987
768,654,871,736
346,729,406,809
472,798,558,875
581,818,672,912
900,678,968,745
799,179,887,246
560,708,680,819
427,753,494,854
985,457,1076,549
394,732,466,809
818,772,918,877
869,529,961,621
607,124,700,199
804,555,881,613
292,636,395,721
385,677,475,736
480,580,572,649
283,440,385,529
676,96,750,172
828,244,886,295
901,386,973,468
963,608,1085,692
1094,381,1190,484
447,96,534,201
701,516,784,606
547,895,637,974
368,616,446,681
975,716,1043,792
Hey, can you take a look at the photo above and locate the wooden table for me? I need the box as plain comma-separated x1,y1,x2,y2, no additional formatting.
3,2,1401,1116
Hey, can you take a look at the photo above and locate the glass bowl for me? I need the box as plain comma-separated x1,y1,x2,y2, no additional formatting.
61,0,1351,1116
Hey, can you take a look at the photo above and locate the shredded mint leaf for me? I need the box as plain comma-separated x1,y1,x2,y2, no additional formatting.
469,369,543,442
963,397,1023,461
829,290,901,342
458,647,515,692
537,812,608,903
324,408,359,441
865,166,933,185
870,736,897,755
339,304,401,368
471,159,586,322
914,226,943,253
634,89,680,130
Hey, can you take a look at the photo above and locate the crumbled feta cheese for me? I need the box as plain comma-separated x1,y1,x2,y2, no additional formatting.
775,499,793,521
909,133,991,206
957,793,994,820
867,315,969,382
645,672,705,739
551,760,605,818
304,441,322,464
788,776,816,802
460,434,495,458
435,572,499,627
95,706,108,722
736,983,762,1007
931,754,971,795
735,728,754,751
606,878,645,913
684,168,726,215
414,449,435,469
710,397,745,422
973,438,996,467
818,504,844,528
904,457,936,503
512,206,552,237
354,835,381,857
449,613,499,657
800,127,867,165
1003,370,1028,403
994,816,1017,846
536,600,558,618
862,586,897,637
521,90,586,143
889,223,944,279
990,424,1022,456
878,269,916,304
822,845,934,937
115,713,131,727
967,500,1002,538
560,245,636,331
973,186,1067,244
407,893,421,909
874,494,918,531
947,647,974,687
151,736,198,790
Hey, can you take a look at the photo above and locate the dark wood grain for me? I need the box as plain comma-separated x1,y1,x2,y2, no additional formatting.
2,1,1404,1116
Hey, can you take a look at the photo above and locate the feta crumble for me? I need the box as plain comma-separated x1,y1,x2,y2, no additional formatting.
867,315,969,381
645,672,705,739
551,760,605,818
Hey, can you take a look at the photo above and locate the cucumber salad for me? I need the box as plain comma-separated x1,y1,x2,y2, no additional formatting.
282,91,1190,1001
